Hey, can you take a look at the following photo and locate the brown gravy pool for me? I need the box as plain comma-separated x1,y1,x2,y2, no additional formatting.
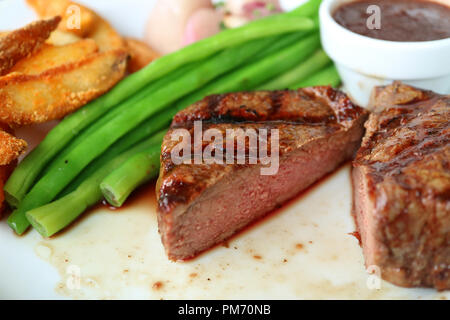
333,0,450,42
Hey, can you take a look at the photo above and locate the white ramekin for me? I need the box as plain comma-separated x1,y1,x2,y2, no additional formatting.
319,0,450,106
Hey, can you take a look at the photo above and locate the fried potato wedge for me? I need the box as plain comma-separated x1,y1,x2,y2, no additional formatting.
0,49,128,126
0,16,61,76
27,0,97,37
0,165,7,214
0,162,16,215
0,127,27,166
125,38,160,73
0,124,25,215
10,39,98,75
87,15,124,51
27,0,124,51
47,29,82,46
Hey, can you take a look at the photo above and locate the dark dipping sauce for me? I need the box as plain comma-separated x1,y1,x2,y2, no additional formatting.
333,0,450,42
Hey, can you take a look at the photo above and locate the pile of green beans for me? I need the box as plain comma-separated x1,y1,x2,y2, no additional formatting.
6,0,341,237
26,131,166,237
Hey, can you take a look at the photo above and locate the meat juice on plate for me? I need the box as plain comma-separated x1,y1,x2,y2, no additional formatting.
32,166,448,299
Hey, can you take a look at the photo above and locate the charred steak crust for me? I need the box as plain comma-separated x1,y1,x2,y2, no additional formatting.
353,82,450,290
171,86,363,129
158,86,368,261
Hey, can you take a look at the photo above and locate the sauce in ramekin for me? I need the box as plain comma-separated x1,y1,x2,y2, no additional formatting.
333,0,450,42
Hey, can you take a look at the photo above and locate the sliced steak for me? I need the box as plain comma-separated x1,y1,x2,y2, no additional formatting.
157,86,368,261
353,82,450,290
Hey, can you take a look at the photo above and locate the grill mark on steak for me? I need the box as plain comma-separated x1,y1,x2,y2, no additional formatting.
352,82,450,290
268,90,284,117
171,87,358,129
158,86,368,261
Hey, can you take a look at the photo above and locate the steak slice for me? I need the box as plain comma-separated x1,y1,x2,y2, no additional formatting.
352,82,450,290
157,86,368,261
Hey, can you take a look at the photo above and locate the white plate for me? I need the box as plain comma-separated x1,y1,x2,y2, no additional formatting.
0,0,448,300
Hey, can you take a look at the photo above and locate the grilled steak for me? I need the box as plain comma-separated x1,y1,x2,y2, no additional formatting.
352,82,450,290
157,87,368,261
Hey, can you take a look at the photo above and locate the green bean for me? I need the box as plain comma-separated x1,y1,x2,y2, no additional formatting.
257,49,331,90
58,108,173,197
8,36,285,235
174,33,320,108
227,33,321,91
26,131,166,238
100,145,161,208
252,26,316,59
108,15,314,101
5,14,313,208
290,64,341,88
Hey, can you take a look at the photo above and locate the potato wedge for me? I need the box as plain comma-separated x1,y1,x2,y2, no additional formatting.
10,39,98,75
0,16,61,76
0,165,8,214
125,38,160,73
27,0,97,37
0,49,128,126
0,165,7,214
0,128,27,166
87,15,124,51
47,29,81,46
0,162,15,215
0,124,25,214
27,0,124,51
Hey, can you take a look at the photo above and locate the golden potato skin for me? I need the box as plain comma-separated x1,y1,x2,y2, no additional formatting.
10,39,98,75
0,126,27,166
0,122,26,215
0,49,128,126
0,162,16,215
0,16,60,76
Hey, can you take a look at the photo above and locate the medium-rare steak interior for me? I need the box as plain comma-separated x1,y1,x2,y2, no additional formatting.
157,86,368,261
353,82,450,290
